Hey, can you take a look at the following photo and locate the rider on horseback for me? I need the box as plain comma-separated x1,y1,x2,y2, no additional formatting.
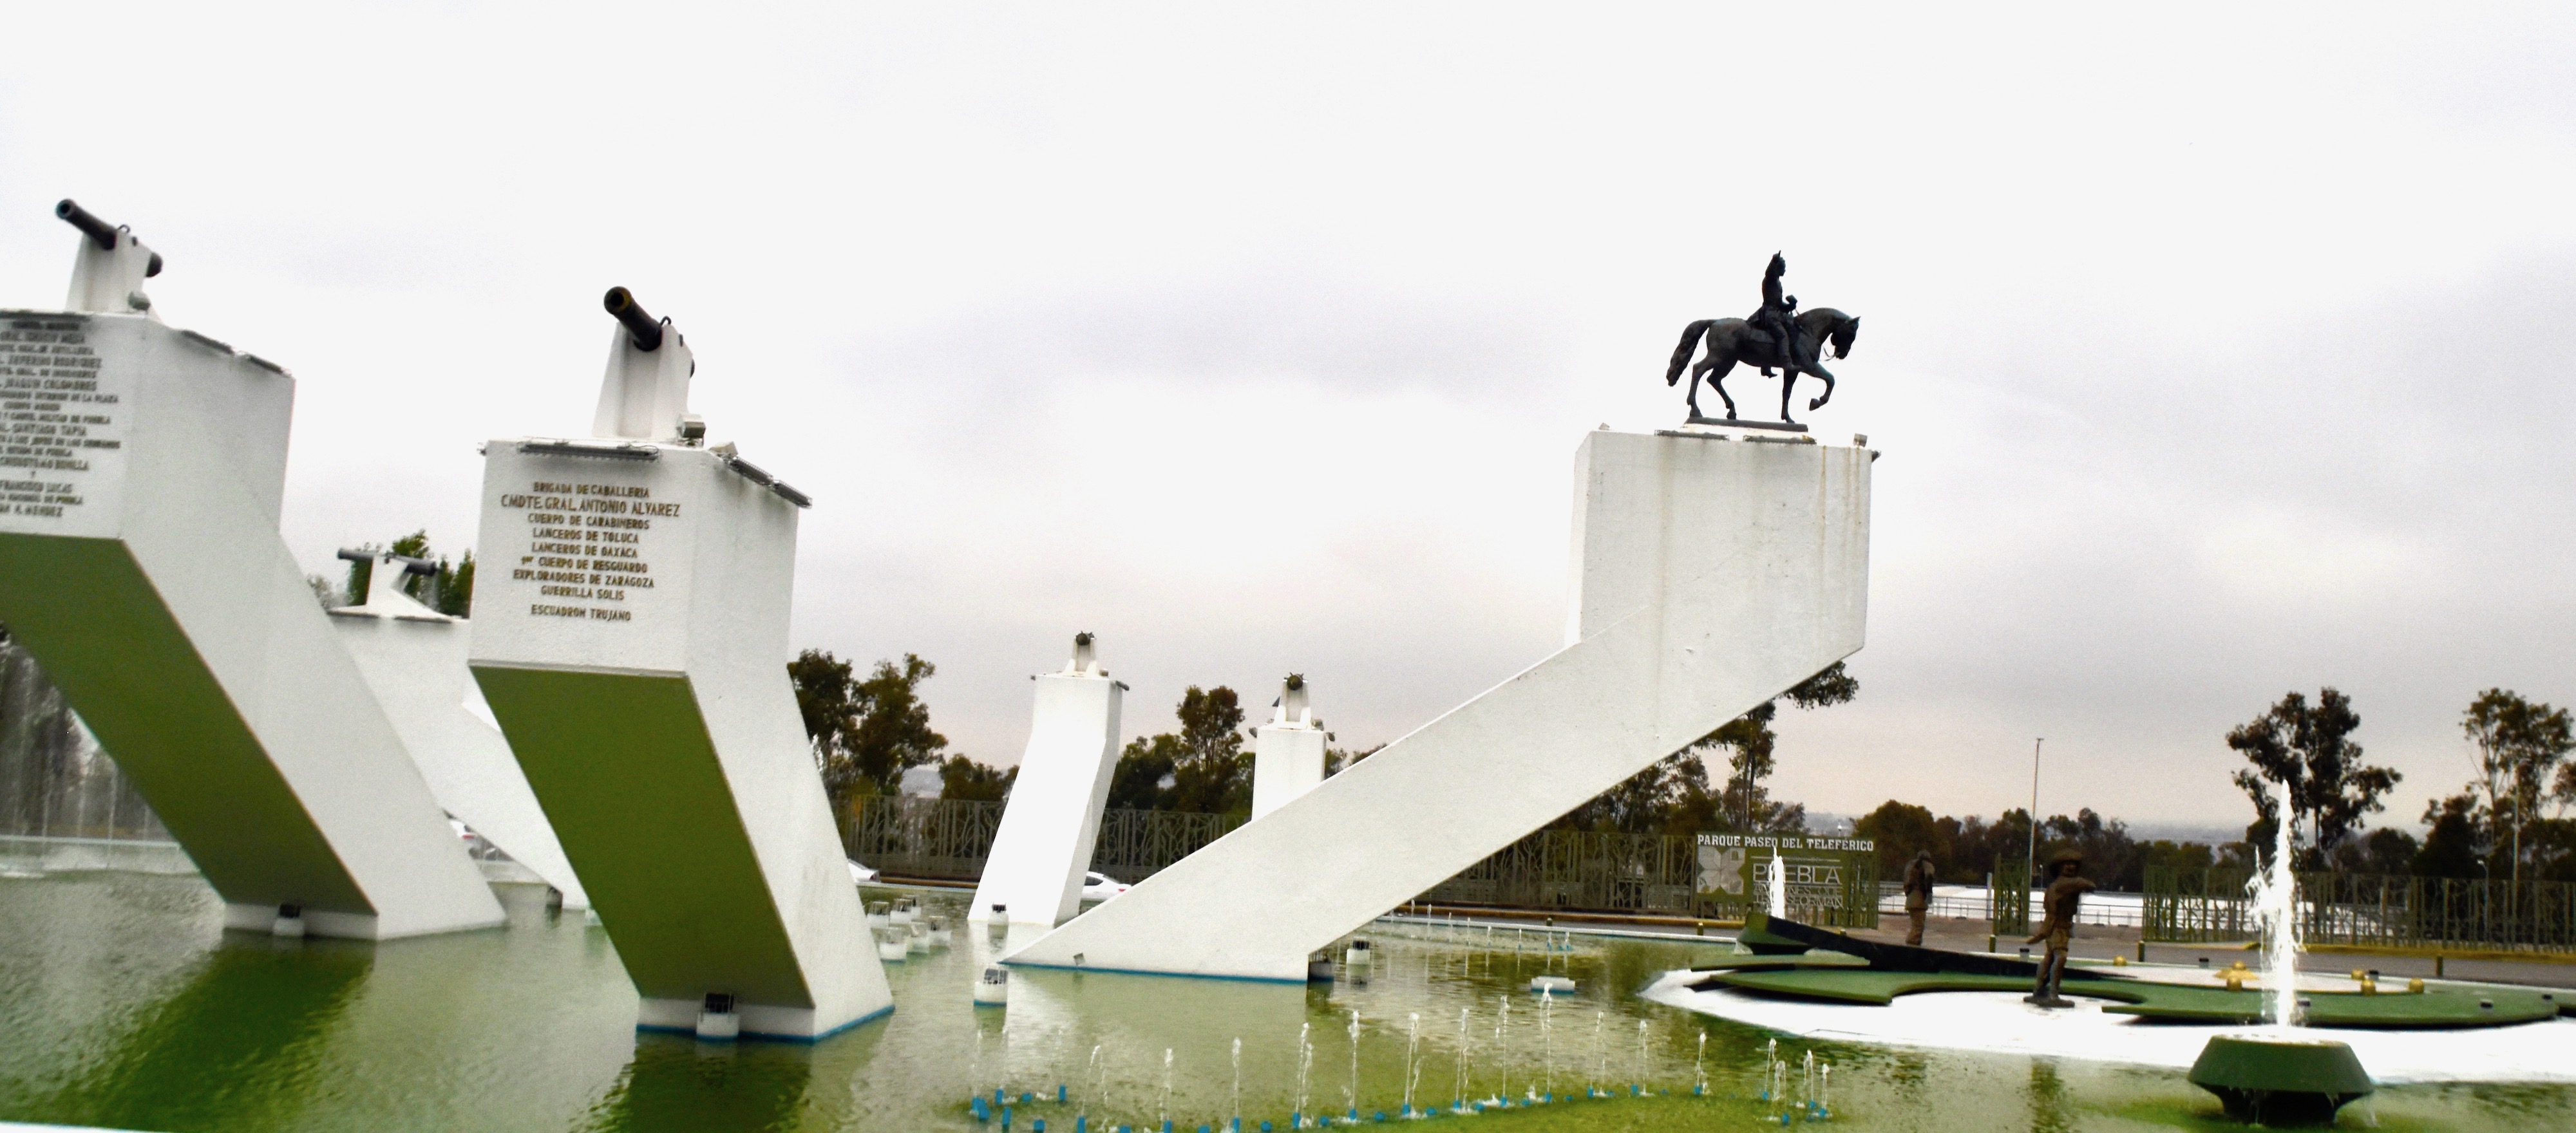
1752,252,1805,378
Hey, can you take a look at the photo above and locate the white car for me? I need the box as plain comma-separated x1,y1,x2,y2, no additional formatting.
848,859,880,885
1081,871,1129,901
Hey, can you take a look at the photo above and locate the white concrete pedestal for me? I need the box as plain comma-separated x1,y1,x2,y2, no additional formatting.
968,637,1124,926
0,295,503,939
466,309,890,1039
328,569,589,909
1249,677,1326,821
1007,427,1871,979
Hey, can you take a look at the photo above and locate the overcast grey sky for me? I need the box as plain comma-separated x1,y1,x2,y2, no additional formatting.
5,5,2571,832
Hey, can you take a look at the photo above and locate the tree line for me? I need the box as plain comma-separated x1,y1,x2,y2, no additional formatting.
784,652,1861,831
779,649,2576,893
2217,685,2575,883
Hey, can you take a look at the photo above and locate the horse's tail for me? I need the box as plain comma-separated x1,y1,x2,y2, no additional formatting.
1665,319,1714,386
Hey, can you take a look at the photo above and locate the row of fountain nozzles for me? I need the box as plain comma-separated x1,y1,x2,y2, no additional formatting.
2206,959,2425,995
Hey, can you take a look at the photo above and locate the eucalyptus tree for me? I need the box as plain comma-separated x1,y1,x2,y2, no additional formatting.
2226,688,2402,869
2460,688,2573,885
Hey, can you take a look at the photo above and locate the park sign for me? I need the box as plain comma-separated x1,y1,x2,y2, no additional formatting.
1696,833,1880,928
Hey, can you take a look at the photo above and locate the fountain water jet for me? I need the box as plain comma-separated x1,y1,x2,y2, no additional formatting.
1345,1011,1361,1121
1401,1013,1421,1115
1452,1007,1472,1113
1589,1011,1605,1096
1536,989,1555,1101
2185,779,2378,1126
1293,1022,1313,1128
2248,778,2303,1029
1768,847,1788,919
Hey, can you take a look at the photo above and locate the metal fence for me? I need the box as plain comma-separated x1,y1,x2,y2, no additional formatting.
1426,829,1880,927
846,797,1881,926
844,796,1243,884
2144,866,2576,953
1990,862,2031,936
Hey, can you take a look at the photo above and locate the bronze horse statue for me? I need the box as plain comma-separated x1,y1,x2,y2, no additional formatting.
1664,307,1861,424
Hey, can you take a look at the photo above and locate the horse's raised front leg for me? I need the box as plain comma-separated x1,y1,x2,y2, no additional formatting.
1704,357,1739,419
1804,360,1839,411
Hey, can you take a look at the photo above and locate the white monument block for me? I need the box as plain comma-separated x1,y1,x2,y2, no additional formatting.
328,557,590,909
0,204,505,939
969,634,1125,926
1248,675,1327,821
1009,427,1870,979
467,291,890,1039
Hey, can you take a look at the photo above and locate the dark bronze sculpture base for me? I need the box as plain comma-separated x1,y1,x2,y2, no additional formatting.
1684,414,1808,433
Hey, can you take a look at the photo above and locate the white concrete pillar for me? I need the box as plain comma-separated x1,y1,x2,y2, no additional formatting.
1249,675,1327,821
467,292,890,1038
328,558,590,910
1009,427,1870,979
0,212,504,939
969,634,1126,926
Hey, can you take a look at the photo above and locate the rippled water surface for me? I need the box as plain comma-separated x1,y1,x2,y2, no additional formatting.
1,872,2570,1131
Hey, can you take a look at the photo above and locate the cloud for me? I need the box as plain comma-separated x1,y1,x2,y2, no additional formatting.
3,5,2574,834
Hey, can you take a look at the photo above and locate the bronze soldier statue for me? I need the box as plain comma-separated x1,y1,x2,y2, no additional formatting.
1750,252,1804,377
1902,850,1937,947
2024,849,2096,1008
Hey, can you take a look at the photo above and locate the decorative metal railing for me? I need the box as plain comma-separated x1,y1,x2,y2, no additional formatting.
846,798,1882,925
1424,829,1879,928
844,796,1242,884
2143,867,2576,953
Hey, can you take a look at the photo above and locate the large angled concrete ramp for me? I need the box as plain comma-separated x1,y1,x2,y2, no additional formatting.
0,304,504,939
1007,429,1870,980
330,578,590,909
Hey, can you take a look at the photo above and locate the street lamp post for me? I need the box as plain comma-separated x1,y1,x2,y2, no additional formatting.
2026,738,2043,923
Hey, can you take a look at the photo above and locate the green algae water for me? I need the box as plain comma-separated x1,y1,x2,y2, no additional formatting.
1,872,2570,1132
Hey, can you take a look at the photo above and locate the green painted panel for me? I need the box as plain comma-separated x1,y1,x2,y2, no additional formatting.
471,664,811,1007
0,533,368,912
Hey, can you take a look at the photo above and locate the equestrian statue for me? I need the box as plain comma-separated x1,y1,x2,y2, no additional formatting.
1664,253,1861,424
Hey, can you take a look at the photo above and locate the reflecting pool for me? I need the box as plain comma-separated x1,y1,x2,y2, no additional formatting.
1,872,2570,1131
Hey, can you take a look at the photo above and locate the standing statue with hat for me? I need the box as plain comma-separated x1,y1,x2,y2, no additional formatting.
2024,849,2096,1007
1901,849,1937,947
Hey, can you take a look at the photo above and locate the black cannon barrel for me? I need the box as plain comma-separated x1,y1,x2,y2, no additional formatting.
55,199,161,276
603,286,664,351
388,554,439,577
55,199,118,250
